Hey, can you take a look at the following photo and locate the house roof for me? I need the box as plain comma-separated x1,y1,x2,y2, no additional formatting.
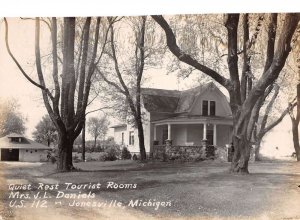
7,133,24,138
110,124,127,128
141,82,224,113
0,133,49,150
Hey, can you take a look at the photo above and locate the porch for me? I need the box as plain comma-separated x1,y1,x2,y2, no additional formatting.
151,117,233,161
152,117,233,147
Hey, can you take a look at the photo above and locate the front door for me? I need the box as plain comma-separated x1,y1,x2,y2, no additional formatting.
207,130,213,146
1,149,19,161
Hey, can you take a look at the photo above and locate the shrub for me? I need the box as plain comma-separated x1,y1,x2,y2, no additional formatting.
121,147,132,160
73,154,81,163
98,152,108,161
104,145,120,161
86,155,93,162
132,154,138,160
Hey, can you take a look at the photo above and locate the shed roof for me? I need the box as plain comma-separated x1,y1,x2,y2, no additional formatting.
0,134,49,150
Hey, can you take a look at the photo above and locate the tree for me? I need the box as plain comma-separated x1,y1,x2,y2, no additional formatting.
87,115,109,148
288,36,300,161
4,17,112,171
252,83,297,160
0,98,26,137
32,115,57,147
96,16,165,161
152,14,300,173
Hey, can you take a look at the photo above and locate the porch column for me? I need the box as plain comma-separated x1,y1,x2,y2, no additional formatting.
153,125,157,141
203,122,207,140
167,123,171,140
213,124,217,146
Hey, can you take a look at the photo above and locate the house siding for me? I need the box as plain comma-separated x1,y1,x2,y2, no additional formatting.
19,149,48,162
114,126,128,145
190,89,231,117
0,148,47,162
171,125,187,146
186,124,203,145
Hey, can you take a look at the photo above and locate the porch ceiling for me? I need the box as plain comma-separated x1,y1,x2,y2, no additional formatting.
152,115,233,126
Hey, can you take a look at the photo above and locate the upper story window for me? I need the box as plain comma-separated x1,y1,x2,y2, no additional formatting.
202,100,216,116
210,101,216,116
129,131,134,145
202,100,208,116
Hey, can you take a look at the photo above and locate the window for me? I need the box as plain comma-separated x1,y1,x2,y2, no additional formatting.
121,132,124,145
35,150,37,152
26,150,28,152
129,131,134,145
210,101,216,116
202,100,208,116
202,100,216,116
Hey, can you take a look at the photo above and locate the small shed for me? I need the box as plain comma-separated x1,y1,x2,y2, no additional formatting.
0,133,49,162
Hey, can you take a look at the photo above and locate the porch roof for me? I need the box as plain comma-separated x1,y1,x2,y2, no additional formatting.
152,115,233,126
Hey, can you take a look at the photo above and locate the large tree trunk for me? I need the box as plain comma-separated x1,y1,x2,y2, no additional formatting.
137,119,146,161
57,133,74,171
254,139,262,161
230,132,251,174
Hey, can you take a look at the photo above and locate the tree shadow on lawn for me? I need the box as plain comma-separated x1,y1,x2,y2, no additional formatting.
3,161,300,219
85,171,300,218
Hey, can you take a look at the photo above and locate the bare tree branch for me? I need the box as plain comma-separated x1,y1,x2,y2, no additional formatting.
151,15,230,88
4,18,53,97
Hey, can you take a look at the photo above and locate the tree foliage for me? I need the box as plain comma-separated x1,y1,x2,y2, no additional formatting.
96,16,166,160
32,115,57,147
87,115,109,147
0,98,26,137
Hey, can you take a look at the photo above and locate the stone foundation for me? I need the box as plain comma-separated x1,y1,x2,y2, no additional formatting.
153,143,214,162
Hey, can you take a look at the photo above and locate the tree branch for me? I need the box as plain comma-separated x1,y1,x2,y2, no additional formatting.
264,102,296,136
4,18,53,97
95,67,126,95
263,13,278,73
151,15,230,88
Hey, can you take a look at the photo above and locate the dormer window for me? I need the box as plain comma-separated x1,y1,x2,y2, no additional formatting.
202,100,216,116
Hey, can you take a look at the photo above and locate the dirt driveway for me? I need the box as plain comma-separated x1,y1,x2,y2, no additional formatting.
1,160,300,220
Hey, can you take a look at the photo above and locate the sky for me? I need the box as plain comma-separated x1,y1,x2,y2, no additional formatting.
0,3,299,158
0,18,184,139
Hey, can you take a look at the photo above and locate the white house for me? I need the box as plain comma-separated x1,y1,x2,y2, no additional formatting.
0,133,50,162
112,82,233,156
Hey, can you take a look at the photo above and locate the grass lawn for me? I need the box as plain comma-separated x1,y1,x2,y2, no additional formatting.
1,160,300,220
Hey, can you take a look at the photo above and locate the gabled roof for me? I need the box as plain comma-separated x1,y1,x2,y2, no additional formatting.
142,88,180,113
0,133,49,150
141,82,226,113
110,124,127,128
175,82,214,113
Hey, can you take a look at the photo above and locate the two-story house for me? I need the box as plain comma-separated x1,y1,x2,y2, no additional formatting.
112,82,233,155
